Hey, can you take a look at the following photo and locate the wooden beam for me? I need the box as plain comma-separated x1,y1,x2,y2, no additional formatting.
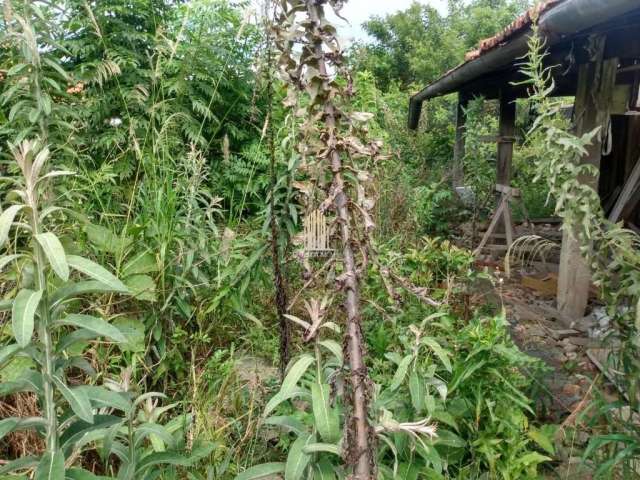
452,92,470,186
557,36,619,319
609,157,640,222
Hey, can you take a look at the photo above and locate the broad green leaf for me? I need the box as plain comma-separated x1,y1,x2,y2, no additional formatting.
35,450,65,480
35,232,69,281
66,255,128,293
12,289,43,347
302,443,341,455
80,386,131,413
285,433,314,480
51,281,121,309
390,355,412,391
263,415,307,435
311,383,340,443
57,329,101,354
60,415,122,453
0,456,39,475
0,343,21,367
528,425,556,455
422,337,452,373
0,205,23,247
112,317,145,352
84,224,131,254
319,340,343,364
53,314,126,343
122,251,158,276
263,388,309,418
314,459,337,480
0,254,24,272
134,422,175,450
234,463,285,480
135,451,191,473
124,274,156,302
281,354,314,393
53,376,94,423
0,417,45,442
0,418,18,441
409,372,426,413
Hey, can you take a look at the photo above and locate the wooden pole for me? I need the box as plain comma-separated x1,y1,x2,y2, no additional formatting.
452,92,469,187
497,90,516,187
557,36,618,319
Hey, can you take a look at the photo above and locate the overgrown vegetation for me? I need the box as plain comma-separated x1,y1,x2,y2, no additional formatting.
1,0,637,478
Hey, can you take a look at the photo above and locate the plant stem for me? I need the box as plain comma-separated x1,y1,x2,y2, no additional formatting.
30,203,58,452
304,2,375,477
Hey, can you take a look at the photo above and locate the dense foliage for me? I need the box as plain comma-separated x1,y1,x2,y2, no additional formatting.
1,0,633,478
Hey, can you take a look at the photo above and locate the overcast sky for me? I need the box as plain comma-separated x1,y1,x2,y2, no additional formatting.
330,0,449,43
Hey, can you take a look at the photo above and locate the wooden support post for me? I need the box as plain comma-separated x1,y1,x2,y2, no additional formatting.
453,92,470,187
497,91,516,187
557,37,618,319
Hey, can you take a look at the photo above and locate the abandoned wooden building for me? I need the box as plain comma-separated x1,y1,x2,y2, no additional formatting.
408,0,640,319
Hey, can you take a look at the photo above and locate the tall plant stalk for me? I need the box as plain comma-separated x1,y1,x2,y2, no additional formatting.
273,0,384,476
264,4,291,379
304,4,373,475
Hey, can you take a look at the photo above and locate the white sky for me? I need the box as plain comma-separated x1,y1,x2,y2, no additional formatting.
330,0,449,42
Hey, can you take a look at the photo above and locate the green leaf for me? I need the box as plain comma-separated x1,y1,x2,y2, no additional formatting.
35,232,69,281
263,388,309,418
0,343,21,367
134,422,175,451
53,314,126,344
12,289,43,347
319,340,343,364
314,459,337,480
285,433,314,480
35,450,65,480
56,329,100,354
234,463,286,480
80,386,131,413
53,376,94,423
281,354,314,393
528,425,556,455
409,372,426,413
0,205,24,247
112,317,145,352
390,355,412,391
422,337,452,373
84,224,131,254
135,451,191,473
0,456,39,475
122,251,158,277
0,417,45,442
302,443,341,455
124,274,156,302
263,415,307,435
66,255,128,293
0,254,24,273
311,383,340,443
51,281,122,309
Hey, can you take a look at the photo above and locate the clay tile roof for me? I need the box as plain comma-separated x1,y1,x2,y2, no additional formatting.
464,0,564,62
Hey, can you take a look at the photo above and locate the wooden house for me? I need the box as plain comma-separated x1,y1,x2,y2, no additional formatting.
408,0,640,319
